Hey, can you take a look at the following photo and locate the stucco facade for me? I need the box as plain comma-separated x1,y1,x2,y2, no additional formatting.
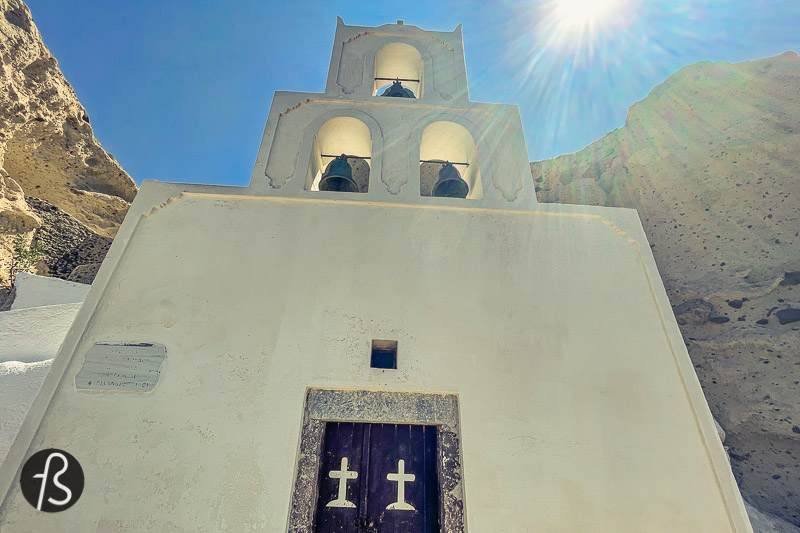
0,19,752,532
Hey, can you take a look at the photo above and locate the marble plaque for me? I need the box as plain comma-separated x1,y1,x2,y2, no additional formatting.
75,343,166,392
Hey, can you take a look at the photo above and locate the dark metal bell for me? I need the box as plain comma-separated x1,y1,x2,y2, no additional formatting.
432,163,469,198
380,80,415,98
319,155,359,192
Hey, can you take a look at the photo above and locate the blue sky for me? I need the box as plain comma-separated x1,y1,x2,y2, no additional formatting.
27,0,800,187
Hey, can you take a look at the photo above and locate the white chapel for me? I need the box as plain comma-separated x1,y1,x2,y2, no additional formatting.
0,19,752,532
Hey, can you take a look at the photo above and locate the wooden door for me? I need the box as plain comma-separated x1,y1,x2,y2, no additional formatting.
314,422,439,533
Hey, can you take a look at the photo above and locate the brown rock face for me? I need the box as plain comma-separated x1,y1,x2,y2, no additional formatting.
533,52,800,525
0,0,136,238
0,172,39,230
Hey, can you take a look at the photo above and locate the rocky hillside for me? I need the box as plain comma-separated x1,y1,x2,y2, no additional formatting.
533,52,800,527
0,0,135,287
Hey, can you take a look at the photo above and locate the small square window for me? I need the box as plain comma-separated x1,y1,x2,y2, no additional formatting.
371,339,397,369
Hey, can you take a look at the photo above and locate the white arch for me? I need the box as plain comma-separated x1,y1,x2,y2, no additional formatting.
419,120,482,198
307,116,372,192
373,42,424,97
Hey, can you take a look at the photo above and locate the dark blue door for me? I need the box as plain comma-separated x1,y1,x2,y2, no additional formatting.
314,422,439,533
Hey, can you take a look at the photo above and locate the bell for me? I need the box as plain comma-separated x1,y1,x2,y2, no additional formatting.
319,155,359,192
432,163,469,198
380,80,415,98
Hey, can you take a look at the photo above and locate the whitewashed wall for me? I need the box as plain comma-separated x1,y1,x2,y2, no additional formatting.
0,188,752,532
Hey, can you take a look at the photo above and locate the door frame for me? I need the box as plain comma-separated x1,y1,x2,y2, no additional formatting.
287,388,466,533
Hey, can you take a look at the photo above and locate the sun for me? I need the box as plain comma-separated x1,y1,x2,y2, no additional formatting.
532,0,636,63
548,0,631,34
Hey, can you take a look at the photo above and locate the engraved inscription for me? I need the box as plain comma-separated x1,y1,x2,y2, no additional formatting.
75,343,166,392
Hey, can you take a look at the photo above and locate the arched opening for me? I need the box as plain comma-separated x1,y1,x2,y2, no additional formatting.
307,117,372,193
419,121,482,199
373,43,423,98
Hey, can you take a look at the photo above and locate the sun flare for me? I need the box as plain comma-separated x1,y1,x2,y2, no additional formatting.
531,0,636,63
551,0,629,31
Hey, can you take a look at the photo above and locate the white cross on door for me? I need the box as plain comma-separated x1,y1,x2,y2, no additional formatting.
326,457,357,508
386,459,416,511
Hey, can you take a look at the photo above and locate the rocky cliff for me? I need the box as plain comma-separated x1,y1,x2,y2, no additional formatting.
533,52,800,527
0,0,135,287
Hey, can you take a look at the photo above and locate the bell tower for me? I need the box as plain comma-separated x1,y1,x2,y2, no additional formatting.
250,18,536,208
0,18,753,533
325,17,467,101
